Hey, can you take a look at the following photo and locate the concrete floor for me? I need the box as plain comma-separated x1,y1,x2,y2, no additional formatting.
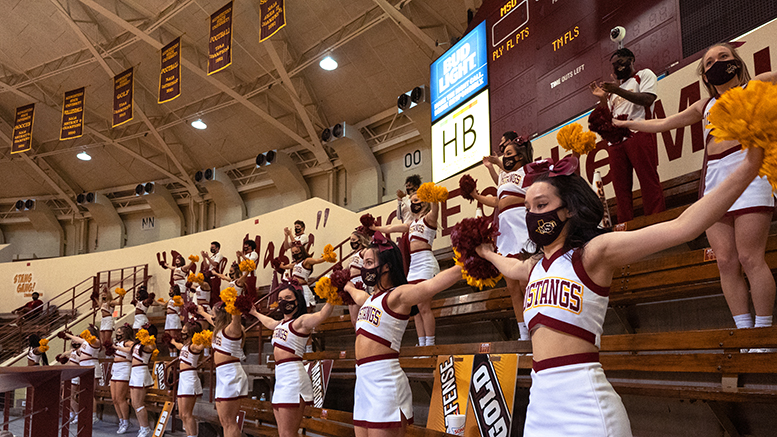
0,412,190,437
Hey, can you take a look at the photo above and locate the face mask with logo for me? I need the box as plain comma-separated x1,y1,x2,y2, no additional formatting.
279,299,297,315
705,59,740,86
410,202,424,214
350,241,361,250
503,155,518,171
361,264,382,287
526,206,567,247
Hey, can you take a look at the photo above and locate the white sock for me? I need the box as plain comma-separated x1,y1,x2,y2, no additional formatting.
418,336,426,347
305,344,313,353
518,322,530,340
425,336,435,346
733,314,754,329
755,315,773,328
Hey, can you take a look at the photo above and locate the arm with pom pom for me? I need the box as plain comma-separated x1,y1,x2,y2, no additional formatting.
297,300,336,333
330,268,364,306
557,123,598,155
392,265,463,310
321,244,338,263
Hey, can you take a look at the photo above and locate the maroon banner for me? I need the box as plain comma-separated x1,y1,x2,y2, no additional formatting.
60,87,85,140
259,0,286,41
11,103,34,154
112,67,134,127
305,359,333,408
208,1,233,75
159,37,181,103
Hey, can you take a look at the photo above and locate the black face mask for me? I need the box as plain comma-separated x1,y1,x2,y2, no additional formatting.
613,60,632,80
294,227,302,235
293,252,304,261
503,155,519,171
410,202,424,214
526,206,568,247
279,300,297,315
210,248,217,254
361,265,382,287
350,241,361,250
181,332,189,341
705,59,741,86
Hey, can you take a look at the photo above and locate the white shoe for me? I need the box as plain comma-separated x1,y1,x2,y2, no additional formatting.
137,427,151,437
93,413,100,424
117,421,129,434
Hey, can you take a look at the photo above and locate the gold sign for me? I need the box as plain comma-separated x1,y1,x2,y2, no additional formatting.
11,104,35,154
208,1,233,75
113,67,134,127
259,0,286,41
159,37,181,103
60,87,85,140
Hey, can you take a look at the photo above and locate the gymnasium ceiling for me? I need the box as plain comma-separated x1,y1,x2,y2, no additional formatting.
0,0,478,222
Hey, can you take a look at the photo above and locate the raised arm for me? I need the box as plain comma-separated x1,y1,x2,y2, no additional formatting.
197,306,215,325
224,313,243,338
753,72,777,84
234,270,250,287
296,303,334,333
425,202,441,228
372,223,409,234
586,147,764,279
471,190,498,208
169,339,184,351
389,265,463,312
248,306,281,331
476,244,535,283
614,99,705,133
213,271,231,281
303,256,329,269
344,282,370,307
483,155,503,184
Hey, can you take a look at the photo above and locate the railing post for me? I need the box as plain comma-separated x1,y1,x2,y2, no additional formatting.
61,382,71,437
3,391,11,431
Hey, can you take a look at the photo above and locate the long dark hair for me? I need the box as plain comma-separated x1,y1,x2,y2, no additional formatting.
28,334,48,366
136,285,149,301
368,240,419,316
277,284,307,319
183,322,203,347
524,173,610,256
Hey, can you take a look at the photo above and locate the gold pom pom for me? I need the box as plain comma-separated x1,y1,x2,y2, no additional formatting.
187,272,198,283
188,255,200,263
39,338,49,347
239,259,256,272
434,185,449,202
173,296,184,306
453,249,503,290
224,302,240,316
220,287,237,304
557,123,597,155
115,288,127,297
196,273,205,283
707,80,777,190
192,330,213,348
157,298,166,304
136,329,155,346
322,244,337,263
314,277,343,305
39,345,50,353
151,349,159,360
416,182,447,203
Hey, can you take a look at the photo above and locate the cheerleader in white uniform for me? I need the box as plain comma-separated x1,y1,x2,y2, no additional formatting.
347,229,372,327
197,302,247,437
341,233,462,436
115,325,157,437
97,285,123,349
132,286,159,331
62,342,82,424
251,284,334,437
615,44,777,332
478,149,764,436
371,193,442,347
164,286,184,354
169,322,206,437
110,325,134,434
25,334,48,366
468,135,535,340
280,243,333,309
213,262,249,297
162,254,195,295
64,325,103,425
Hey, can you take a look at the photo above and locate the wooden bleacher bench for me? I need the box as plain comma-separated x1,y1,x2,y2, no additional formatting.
608,170,701,223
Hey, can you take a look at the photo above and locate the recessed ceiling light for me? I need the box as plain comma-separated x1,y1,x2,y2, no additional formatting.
76,151,92,161
319,55,338,71
191,119,207,130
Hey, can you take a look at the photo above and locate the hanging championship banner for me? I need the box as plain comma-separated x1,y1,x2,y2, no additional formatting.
11,103,35,154
259,0,286,41
158,37,181,103
305,359,334,408
428,354,519,437
60,87,85,140
208,1,233,75
112,67,134,127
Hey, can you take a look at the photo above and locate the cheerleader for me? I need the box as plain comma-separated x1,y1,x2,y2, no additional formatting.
468,136,534,340
163,286,184,355
193,277,212,311
98,285,124,349
251,284,334,437
371,193,442,347
110,325,134,435
58,341,82,424
197,303,247,437
477,149,763,436
342,232,462,435
213,262,249,297
347,229,372,327
280,243,332,309
613,44,777,334
63,325,103,425
25,334,48,366
132,286,159,331
169,322,206,437
162,254,195,295
115,325,157,437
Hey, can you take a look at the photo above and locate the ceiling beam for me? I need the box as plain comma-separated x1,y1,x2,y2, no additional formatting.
372,0,444,58
77,0,332,168
50,0,201,199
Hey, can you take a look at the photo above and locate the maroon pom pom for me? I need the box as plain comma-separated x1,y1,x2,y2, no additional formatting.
588,106,631,145
359,214,376,235
330,268,351,292
185,302,198,314
353,281,364,290
56,354,69,364
235,294,254,314
450,216,502,282
147,293,156,302
57,331,68,340
271,256,289,274
337,289,357,306
104,344,117,356
459,174,477,202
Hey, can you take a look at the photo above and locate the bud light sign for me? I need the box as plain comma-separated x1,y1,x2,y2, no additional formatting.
431,21,488,122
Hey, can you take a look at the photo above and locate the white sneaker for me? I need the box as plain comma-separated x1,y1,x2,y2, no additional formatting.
117,421,129,434
93,413,100,424
137,427,151,437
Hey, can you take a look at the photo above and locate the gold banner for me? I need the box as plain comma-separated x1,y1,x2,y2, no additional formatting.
159,37,181,103
60,87,85,140
259,0,286,41
11,103,34,154
112,67,134,127
208,1,233,75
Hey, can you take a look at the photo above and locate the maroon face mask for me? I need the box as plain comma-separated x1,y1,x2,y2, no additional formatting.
526,206,567,248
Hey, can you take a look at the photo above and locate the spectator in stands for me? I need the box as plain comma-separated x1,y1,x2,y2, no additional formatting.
237,240,259,300
169,322,205,437
341,233,462,434
372,187,442,347
110,324,134,435
202,241,224,270
347,228,372,327
396,175,422,224
590,47,665,223
615,44,777,336
164,286,184,354
468,136,535,340
11,292,43,324
477,146,763,435
284,220,310,250
251,284,334,437
25,334,48,366
202,241,225,300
